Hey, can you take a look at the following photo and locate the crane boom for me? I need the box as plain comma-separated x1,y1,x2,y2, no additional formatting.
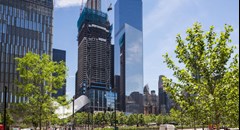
80,0,84,14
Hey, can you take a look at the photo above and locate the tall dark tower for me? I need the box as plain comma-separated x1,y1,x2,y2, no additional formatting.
0,0,53,108
158,75,166,114
158,75,173,114
52,49,66,98
75,0,115,111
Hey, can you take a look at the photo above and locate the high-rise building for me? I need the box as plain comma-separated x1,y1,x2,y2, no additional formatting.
114,75,120,110
75,0,115,111
0,0,53,107
158,75,173,114
114,0,143,114
52,48,66,98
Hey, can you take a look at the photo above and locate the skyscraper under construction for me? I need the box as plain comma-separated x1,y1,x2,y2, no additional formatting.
76,0,115,111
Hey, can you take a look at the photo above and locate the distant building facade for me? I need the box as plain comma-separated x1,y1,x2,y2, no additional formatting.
52,48,66,98
76,0,115,111
114,0,144,114
158,75,174,114
0,0,53,109
143,84,158,115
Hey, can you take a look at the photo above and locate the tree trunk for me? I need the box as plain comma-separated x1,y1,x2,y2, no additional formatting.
40,105,42,130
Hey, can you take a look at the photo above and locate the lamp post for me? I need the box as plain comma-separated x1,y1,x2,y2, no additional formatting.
3,86,7,130
114,93,118,130
92,99,94,130
72,96,75,130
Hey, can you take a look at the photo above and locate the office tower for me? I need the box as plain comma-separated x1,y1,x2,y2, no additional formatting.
0,0,53,108
76,0,115,111
110,44,114,91
52,49,66,98
158,75,173,114
114,75,120,110
114,0,143,113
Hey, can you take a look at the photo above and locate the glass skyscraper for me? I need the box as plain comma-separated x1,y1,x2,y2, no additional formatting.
0,0,53,107
114,0,143,114
52,49,66,98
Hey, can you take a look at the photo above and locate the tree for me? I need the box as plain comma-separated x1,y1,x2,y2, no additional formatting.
163,23,239,129
138,114,145,126
169,109,180,125
156,114,164,125
0,111,14,126
15,52,67,129
75,112,88,127
144,115,151,125
117,112,126,126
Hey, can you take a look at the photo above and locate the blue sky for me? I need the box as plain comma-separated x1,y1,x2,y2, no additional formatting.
53,0,239,99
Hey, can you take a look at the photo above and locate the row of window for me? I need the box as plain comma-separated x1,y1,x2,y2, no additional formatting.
88,89,116,109
0,91,27,103
0,4,52,26
0,72,16,82
0,33,51,52
0,16,51,33
0,42,49,55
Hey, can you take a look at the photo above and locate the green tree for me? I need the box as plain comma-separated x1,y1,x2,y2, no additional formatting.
144,115,151,125
15,52,67,129
127,114,138,126
169,109,180,125
75,112,88,127
117,112,126,126
163,23,239,129
156,114,164,125
138,114,145,126
0,111,14,126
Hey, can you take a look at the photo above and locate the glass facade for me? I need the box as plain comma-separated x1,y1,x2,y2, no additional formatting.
87,89,116,111
52,49,66,98
0,0,53,105
114,0,143,33
114,0,143,114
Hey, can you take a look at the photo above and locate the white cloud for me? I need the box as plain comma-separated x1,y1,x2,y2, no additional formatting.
54,0,87,8
143,0,196,91
144,0,190,37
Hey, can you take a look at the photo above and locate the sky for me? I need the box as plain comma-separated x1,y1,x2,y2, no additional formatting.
52,0,239,99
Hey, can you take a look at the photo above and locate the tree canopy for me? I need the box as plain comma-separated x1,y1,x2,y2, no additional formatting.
163,23,239,129
14,52,67,129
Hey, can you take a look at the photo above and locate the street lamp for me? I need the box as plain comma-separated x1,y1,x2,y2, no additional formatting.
114,93,118,130
3,86,7,130
72,96,75,130
92,99,94,130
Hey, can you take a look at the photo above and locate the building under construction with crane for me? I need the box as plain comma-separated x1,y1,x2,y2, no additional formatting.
75,0,115,112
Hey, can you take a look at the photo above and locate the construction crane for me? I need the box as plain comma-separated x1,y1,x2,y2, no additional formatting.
104,0,112,12
80,0,84,14
107,3,112,11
